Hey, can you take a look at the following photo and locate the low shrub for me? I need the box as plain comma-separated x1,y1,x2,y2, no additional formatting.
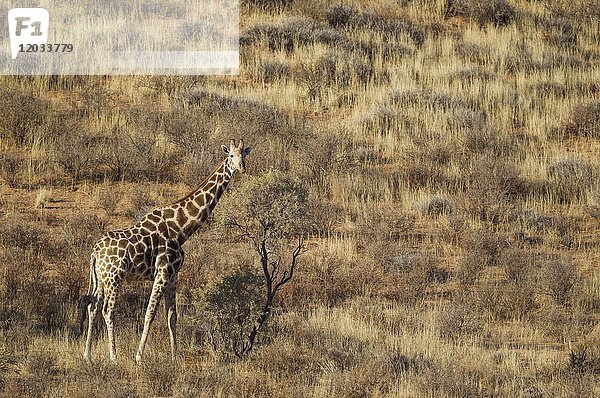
457,228,507,285
436,304,483,338
0,87,47,146
256,59,292,83
547,156,597,204
542,257,577,306
461,156,524,221
95,183,121,216
563,101,600,138
417,194,453,216
445,0,517,27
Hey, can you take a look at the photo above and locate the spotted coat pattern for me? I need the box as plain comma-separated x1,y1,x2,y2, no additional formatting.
83,140,250,363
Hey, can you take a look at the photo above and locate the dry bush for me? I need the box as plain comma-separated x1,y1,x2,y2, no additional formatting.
547,157,597,204
568,335,600,375
414,360,489,397
125,184,157,220
138,358,180,397
2,259,69,332
24,344,61,378
460,156,524,221
400,156,447,190
96,183,121,215
64,359,139,398
563,101,600,138
533,13,578,48
180,89,310,166
417,194,453,216
255,59,292,84
586,190,600,220
436,303,483,339
344,37,413,64
534,305,592,342
517,210,580,248
241,17,347,53
445,0,517,27
440,214,468,244
0,348,16,388
299,256,374,306
50,120,100,182
501,248,534,284
474,279,537,320
326,4,356,28
332,361,387,397
541,257,577,306
448,67,496,84
360,205,416,241
325,5,426,46
503,40,539,74
382,252,440,304
542,0,600,21
528,81,568,98
175,362,274,398
96,115,179,182
455,41,493,64
0,87,47,146
0,216,44,250
457,228,507,285
253,340,321,381
462,123,516,157
243,0,294,12
391,88,473,112
58,213,107,253
0,152,25,188
295,51,380,99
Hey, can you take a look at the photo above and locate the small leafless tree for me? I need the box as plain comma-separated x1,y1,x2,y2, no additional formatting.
212,170,309,358
232,231,305,357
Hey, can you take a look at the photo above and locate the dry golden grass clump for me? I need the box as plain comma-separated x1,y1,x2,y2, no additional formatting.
0,0,599,396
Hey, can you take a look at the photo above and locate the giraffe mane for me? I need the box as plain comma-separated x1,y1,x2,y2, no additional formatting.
169,158,227,205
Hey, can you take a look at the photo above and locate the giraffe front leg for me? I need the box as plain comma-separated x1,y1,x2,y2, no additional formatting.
164,280,178,361
136,274,169,364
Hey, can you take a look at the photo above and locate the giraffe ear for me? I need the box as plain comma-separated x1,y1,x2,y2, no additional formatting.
243,147,252,156
222,145,229,155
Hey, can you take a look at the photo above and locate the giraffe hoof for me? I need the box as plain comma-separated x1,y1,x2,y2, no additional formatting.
135,353,142,364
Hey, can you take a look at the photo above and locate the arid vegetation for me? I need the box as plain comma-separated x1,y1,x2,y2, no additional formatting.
0,0,599,396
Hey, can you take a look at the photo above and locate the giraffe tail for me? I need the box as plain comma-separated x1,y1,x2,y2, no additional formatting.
86,253,98,297
77,254,97,337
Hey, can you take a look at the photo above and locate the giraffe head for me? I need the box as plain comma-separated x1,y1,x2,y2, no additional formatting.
222,138,252,174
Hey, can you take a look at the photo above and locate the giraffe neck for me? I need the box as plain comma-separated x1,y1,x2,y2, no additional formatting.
173,159,235,243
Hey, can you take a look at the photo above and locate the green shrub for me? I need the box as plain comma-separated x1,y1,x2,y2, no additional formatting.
194,267,264,358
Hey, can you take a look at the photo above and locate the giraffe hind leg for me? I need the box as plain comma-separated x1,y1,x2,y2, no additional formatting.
83,288,103,362
102,282,121,362
164,280,177,361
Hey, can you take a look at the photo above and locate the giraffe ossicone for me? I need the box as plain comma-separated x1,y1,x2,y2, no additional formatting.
83,139,251,364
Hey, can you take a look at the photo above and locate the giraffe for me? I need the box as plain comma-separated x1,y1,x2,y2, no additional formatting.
83,139,251,364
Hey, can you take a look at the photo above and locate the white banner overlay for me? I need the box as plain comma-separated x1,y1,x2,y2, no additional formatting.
1,1,239,75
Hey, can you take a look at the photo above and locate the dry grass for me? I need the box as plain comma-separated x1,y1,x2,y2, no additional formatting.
0,0,599,396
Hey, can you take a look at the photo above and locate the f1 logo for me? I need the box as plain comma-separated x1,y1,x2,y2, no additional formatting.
8,8,49,59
